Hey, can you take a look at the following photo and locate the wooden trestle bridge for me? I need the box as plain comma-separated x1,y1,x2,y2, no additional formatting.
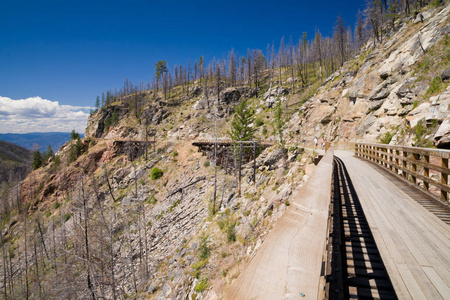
221,143,450,300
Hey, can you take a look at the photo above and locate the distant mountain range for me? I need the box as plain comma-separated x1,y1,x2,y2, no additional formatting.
0,132,84,152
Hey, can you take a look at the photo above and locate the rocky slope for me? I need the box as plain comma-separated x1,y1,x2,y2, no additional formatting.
288,4,450,149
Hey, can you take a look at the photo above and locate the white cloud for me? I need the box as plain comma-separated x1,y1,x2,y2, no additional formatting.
0,96,94,133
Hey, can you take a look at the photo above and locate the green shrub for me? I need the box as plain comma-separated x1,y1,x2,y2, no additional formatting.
150,167,163,180
64,213,73,222
430,0,444,7
104,116,111,131
255,117,264,127
203,161,210,167
380,131,394,144
173,150,178,157
217,215,236,243
194,277,209,293
262,127,268,135
198,234,210,260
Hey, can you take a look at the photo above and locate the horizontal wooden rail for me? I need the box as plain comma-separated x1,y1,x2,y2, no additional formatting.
192,139,275,147
355,143,450,207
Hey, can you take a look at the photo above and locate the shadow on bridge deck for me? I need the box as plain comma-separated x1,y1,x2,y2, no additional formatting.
330,156,396,299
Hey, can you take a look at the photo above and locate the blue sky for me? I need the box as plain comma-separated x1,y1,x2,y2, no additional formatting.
0,0,365,133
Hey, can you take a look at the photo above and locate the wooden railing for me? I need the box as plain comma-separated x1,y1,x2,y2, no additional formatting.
355,143,450,207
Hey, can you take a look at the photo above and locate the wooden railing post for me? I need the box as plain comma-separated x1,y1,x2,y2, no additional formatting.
412,153,418,184
442,158,448,202
402,150,407,178
394,149,399,175
424,155,430,191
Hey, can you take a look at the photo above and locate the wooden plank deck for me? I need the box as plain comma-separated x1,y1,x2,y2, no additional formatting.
336,150,450,299
224,149,334,300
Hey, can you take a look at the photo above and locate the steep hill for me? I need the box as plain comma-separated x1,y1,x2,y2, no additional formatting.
0,140,31,184
0,2,449,300
288,4,450,149
0,132,80,151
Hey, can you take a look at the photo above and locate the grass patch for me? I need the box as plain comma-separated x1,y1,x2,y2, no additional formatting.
426,76,445,96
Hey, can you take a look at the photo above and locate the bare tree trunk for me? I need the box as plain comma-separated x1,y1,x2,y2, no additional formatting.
23,211,29,300
1,229,8,299
104,167,116,202
81,177,96,300
33,240,42,299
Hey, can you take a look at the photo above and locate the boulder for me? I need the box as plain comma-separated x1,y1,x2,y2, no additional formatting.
441,68,450,81
396,84,411,98
413,11,431,24
380,71,390,80
265,96,277,108
369,100,384,111
263,87,289,100
434,116,450,149
369,77,397,100
369,88,391,100
193,97,209,110
219,87,241,104
341,70,357,86
189,86,202,97
264,148,286,167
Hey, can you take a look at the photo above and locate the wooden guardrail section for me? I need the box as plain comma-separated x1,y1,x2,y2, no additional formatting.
192,138,275,147
355,143,450,207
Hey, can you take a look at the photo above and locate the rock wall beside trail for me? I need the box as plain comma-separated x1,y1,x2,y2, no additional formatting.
289,4,450,148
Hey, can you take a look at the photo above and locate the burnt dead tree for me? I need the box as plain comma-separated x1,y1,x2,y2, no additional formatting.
192,140,269,196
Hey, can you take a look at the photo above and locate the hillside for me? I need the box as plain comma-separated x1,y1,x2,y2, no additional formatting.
0,140,31,184
0,2,449,300
0,132,80,152
288,4,450,149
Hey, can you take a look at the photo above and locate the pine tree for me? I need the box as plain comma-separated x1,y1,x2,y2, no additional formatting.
155,60,168,92
229,99,255,142
32,151,42,170
95,96,100,111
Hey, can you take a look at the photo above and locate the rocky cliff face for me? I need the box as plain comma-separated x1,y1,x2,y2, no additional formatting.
288,4,450,148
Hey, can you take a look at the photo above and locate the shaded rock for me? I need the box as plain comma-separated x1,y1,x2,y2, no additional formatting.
341,70,357,86
441,68,450,81
189,86,202,97
396,84,411,98
113,166,132,184
219,87,241,105
264,148,286,167
380,71,390,80
370,88,390,100
434,116,450,148
370,100,384,111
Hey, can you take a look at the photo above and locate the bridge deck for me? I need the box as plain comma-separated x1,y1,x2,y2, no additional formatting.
224,149,334,299
336,150,450,299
